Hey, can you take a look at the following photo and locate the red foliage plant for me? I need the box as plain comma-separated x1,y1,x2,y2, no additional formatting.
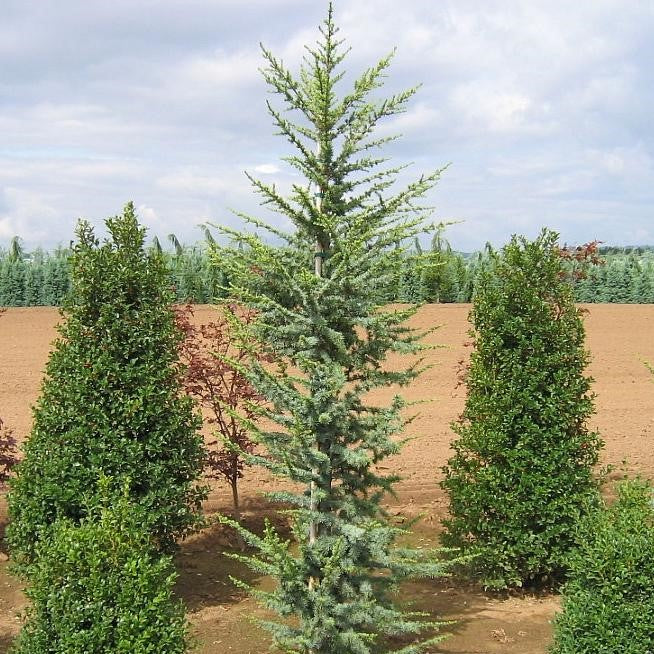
1,308,18,486
0,417,18,487
175,304,263,520
556,240,604,281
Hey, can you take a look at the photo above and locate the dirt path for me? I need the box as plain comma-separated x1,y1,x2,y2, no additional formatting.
1,304,653,653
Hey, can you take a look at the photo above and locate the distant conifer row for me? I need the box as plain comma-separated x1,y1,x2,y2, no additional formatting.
2,238,653,307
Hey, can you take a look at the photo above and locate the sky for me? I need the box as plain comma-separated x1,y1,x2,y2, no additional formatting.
1,0,653,252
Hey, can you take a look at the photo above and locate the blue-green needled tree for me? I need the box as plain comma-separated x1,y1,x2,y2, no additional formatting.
212,5,452,654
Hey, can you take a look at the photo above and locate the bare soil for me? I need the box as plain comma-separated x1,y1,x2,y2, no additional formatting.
1,304,653,653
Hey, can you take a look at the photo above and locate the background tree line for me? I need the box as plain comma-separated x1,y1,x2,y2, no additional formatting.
2,234,654,306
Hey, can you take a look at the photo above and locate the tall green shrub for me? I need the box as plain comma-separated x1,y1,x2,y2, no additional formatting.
213,6,452,653
8,203,207,567
12,485,189,654
441,229,603,589
550,479,654,654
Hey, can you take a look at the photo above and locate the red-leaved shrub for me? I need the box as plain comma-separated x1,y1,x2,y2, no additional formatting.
176,304,263,519
0,417,18,486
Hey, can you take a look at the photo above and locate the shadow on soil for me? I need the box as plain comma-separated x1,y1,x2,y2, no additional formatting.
381,574,491,651
390,574,556,653
0,519,19,654
175,503,291,613
0,519,7,556
0,633,16,654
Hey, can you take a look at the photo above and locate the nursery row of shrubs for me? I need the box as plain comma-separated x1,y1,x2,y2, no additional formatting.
2,7,652,653
2,234,654,307
3,207,651,653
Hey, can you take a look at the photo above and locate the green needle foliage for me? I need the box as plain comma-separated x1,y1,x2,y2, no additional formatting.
441,229,603,590
211,6,451,653
550,478,654,654
12,483,189,654
8,203,207,568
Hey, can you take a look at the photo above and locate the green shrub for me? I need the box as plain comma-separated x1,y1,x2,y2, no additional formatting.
550,479,654,654
7,203,207,568
11,487,189,654
441,229,603,589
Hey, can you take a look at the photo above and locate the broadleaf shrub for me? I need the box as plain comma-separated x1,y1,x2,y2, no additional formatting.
441,229,603,589
7,203,207,567
550,478,654,654
11,486,189,654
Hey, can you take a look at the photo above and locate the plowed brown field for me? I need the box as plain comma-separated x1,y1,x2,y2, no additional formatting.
1,304,653,653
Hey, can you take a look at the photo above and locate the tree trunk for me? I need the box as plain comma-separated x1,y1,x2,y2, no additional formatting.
309,152,324,594
231,475,246,551
231,477,240,523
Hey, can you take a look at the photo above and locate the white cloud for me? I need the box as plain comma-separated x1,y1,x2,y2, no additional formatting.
175,49,261,89
137,203,160,227
587,145,653,180
0,1,652,251
383,102,442,135
0,187,59,241
450,84,533,133
252,164,280,175
0,217,14,240
156,170,232,195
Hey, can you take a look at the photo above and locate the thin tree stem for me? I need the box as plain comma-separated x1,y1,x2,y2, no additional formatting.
309,143,324,594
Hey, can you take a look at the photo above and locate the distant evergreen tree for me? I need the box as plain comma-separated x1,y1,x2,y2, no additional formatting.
634,267,654,303
398,252,424,302
418,234,459,303
39,259,59,306
452,256,469,302
573,273,596,303
24,264,44,307
603,263,630,302
180,247,208,303
459,254,482,302
624,255,642,303
46,248,72,304
4,234,654,307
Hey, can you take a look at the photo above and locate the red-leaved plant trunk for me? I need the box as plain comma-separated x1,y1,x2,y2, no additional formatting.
175,304,262,522
0,417,18,487
0,309,19,486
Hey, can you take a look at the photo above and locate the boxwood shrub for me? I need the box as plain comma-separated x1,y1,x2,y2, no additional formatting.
12,488,189,654
441,229,603,589
550,478,654,654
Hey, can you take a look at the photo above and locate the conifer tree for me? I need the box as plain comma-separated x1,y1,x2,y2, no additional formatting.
212,6,451,653
634,268,654,303
8,203,207,567
441,230,603,590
